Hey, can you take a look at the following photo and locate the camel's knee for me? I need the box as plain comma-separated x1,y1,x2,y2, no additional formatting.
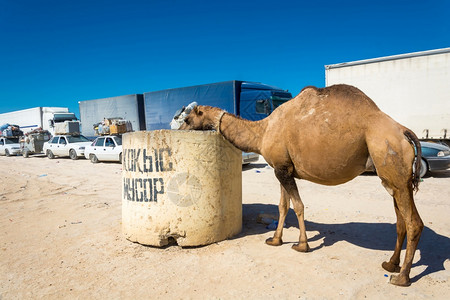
381,180,395,197
278,192,290,213
396,221,406,236
291,200,305,217
408,219,424,241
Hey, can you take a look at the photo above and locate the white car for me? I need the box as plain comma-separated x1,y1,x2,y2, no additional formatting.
43,135,92,160
0,137,21,156
84,135,122,163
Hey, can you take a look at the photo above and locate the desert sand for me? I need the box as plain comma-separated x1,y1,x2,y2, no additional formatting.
0,154,449,299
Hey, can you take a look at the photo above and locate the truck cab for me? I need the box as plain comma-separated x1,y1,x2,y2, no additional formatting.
0,137,21,156
239,82,293,121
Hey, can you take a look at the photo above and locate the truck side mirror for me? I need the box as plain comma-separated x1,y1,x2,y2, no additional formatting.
48,120,55,128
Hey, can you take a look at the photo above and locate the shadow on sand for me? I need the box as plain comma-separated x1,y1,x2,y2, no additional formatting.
242,163,269,171
240,203,450,283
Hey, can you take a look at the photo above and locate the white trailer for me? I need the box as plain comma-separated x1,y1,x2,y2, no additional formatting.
0,107,78,135
325,48,450,144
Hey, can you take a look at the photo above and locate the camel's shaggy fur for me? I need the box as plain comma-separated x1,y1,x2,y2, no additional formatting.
180,84,424,286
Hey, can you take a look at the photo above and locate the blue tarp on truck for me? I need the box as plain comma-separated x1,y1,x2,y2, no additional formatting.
143,80,292,130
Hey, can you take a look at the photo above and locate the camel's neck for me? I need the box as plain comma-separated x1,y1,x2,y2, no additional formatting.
216,112,266,154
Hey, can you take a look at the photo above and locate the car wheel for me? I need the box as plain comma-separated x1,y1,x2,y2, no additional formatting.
90,154,99,163
119,153,122,164
23,149,29,158
419,158,428,178
5,149,10,157
47,150,55,159
69,149,78,160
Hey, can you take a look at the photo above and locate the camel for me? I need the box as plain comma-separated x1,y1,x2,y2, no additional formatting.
179,84,424,287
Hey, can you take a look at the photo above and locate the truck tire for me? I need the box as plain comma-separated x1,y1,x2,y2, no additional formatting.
119,153,122,164
69,149,78,160
23,149,29,158
90,154,99,163
420,158,428,178
47,150,55,159
5,149,10,157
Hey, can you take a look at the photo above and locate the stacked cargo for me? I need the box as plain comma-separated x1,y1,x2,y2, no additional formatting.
54,121,81,135
1,124,23,137
94,118,133,136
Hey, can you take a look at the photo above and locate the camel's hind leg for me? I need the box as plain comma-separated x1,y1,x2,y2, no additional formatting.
270,167,310,252
367,125,424,286
266,184,289,246
381,196,405,273
381,181,423,286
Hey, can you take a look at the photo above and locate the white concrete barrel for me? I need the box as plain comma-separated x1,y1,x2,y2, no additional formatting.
122,130,242,247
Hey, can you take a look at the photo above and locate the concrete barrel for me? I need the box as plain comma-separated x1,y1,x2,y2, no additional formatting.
122,130,242,247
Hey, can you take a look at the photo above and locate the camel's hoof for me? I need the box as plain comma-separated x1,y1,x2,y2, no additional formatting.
292,242,310,252
389,274,411,287
265,237,283,246
382,261,401,273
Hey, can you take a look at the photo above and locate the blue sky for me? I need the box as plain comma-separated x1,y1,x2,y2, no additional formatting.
1,0,449,118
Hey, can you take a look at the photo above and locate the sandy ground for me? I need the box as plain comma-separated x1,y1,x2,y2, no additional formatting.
0,154,449,299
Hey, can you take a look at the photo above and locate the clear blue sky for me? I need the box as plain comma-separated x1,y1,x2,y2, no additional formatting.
1,0,449,118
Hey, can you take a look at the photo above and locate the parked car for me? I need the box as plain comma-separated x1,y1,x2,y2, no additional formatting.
420,141,450,177
242,151,259,165
0,136,21,156
84,135,122,163
43,135,91,160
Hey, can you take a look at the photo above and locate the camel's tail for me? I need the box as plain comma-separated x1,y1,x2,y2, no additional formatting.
404,129,422,192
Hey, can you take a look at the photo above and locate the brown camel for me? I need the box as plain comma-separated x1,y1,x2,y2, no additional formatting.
179,84,424,286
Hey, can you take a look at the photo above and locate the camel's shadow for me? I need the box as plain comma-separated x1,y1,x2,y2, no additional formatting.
240,203,450,283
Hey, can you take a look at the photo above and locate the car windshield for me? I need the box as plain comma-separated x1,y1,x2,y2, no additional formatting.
114,136,122,145
5,138,20,144
66,135,90,143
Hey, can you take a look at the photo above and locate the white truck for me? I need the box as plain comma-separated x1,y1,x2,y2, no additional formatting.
0,107,79,136
325,48,450,146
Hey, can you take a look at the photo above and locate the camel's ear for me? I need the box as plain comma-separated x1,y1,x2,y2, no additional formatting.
194,106,203,116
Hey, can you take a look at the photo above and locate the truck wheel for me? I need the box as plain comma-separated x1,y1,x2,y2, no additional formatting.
69,149,78,160
119,153,122,164
5,149,10,157
419,158,428,178
90,154,99,163
23,149,29,158
47,150,55,159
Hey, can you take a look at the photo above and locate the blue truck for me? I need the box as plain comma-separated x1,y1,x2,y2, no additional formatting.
79,80,292,134
79,80,292,164
143,80,293,130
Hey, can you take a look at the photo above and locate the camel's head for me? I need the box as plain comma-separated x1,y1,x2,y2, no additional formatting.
179,105,221,131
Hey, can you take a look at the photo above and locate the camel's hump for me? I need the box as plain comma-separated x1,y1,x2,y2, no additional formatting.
298,84,380,110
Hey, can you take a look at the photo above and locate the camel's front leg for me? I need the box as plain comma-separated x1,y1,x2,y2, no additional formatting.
266,184,289,246
274,167,310,252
